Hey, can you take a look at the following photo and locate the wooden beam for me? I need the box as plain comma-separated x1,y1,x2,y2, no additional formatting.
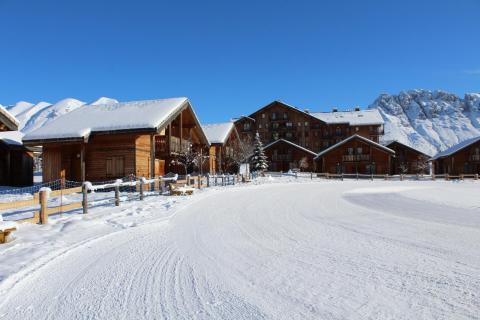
150,134,155,178
179,110,183,150
80,143,86,181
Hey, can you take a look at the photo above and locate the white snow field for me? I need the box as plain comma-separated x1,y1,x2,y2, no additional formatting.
0,178,479,319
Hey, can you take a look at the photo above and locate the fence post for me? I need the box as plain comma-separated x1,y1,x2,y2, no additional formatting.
310,172,313,180
446,173,449,181
39,190,48,224
115,184,120,206
207,175,210,187
371,173,373,181
475,174,478,180
197,176,201,189
432,173,435,181
341,173,344,181
139,178,144,200
82,183,88,214
356,172,359,180
326,172,329,179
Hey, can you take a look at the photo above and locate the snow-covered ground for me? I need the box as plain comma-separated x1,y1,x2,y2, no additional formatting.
0,178,479,319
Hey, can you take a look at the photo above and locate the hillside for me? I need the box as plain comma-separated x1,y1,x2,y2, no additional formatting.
4,97,118,134
370,90,480,156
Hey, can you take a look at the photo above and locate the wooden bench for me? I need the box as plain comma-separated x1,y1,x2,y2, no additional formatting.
0,227,16,244
169,184,195,196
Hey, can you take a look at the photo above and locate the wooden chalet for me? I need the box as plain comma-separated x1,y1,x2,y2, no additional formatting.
314,134,395,174
22,98,209,183
431,136,480,175
202,122,242,174
0,107,34,186
263,139,316,172
385,140,430,174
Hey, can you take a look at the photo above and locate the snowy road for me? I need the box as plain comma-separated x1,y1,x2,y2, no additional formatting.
0,181,479,319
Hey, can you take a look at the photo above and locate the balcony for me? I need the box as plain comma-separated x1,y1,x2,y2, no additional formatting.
157,136,191,155
342,154,371,162
470,154,480,161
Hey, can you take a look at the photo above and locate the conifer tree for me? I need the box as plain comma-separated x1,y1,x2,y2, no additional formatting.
250,132,268,172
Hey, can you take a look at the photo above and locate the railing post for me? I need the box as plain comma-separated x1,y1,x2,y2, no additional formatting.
39,190,48,224
82,183,88,214
207,175,210,187
115,184,120,206
139,178,144,200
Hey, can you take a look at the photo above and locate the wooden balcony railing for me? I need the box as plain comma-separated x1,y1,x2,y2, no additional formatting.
156,136,191,154
470,154,480,161
342,154,370,162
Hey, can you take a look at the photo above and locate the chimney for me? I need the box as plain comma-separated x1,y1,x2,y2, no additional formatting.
332,108,338,112
304,109,310,114
354,107,360,112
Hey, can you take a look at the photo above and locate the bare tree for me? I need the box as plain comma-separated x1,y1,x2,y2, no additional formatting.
414,155,430,174
223,135,255,173
398,162,409,174
298,157,309,172
170,140,200,176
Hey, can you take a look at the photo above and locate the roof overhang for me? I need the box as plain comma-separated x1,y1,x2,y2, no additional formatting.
314,134,395,160
264,139,317,156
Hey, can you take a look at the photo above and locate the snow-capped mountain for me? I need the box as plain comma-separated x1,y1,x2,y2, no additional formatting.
4,97,118,134
370,90,480,156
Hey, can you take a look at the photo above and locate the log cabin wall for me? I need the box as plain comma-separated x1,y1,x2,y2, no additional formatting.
434,140,480,175
0,145,33,186
318,138,392,174
264,141,315,172
387,141,428,174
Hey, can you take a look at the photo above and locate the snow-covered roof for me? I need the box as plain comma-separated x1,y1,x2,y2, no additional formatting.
311,109,384,126
0,106,20,131
314,134,395,159
383,140,429,156
23,98,189,143
431,136,480,160
263,139,317,156
0,131,24,146
202,122,235,144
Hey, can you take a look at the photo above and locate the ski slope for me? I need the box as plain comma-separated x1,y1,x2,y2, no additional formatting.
0,179,479,319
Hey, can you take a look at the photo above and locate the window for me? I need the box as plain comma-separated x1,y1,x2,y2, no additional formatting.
258,124,262,129
243,123,251,131
106,156,125,177
298,122,301,127
335,127,342,135
347,148,354,155
304,122,309,126
286,122,293,128
272,123,279,129
272,132,279,140
355,127,359,132
262,113,265,118
357,147,363,154
283,112,288,120
285,132,293,139
271,112,277,120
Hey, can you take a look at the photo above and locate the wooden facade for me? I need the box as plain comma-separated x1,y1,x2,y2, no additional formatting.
234,101,385,172
315,135,394,174
386,141,430,174
0,108,34,186
25,101,209,183
207,126,242,175
263,139,316,172
432,137,480,175
0,142,34,186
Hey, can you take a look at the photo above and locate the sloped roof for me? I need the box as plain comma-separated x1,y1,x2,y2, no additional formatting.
431,136,480,160
247,100,326,124
0,131,24,146
202,122,235,144
263,139,317,156
311,109,384,126
384,140,429,157
0,106,20,131
314,134,395,159
23,98,192,143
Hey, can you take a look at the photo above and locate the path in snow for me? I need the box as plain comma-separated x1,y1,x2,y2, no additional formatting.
0,182,479,319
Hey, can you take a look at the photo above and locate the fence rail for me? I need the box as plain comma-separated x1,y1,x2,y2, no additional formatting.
0,174,240,226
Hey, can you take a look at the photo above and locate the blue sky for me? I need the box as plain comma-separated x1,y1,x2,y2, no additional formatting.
0,0,479,123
